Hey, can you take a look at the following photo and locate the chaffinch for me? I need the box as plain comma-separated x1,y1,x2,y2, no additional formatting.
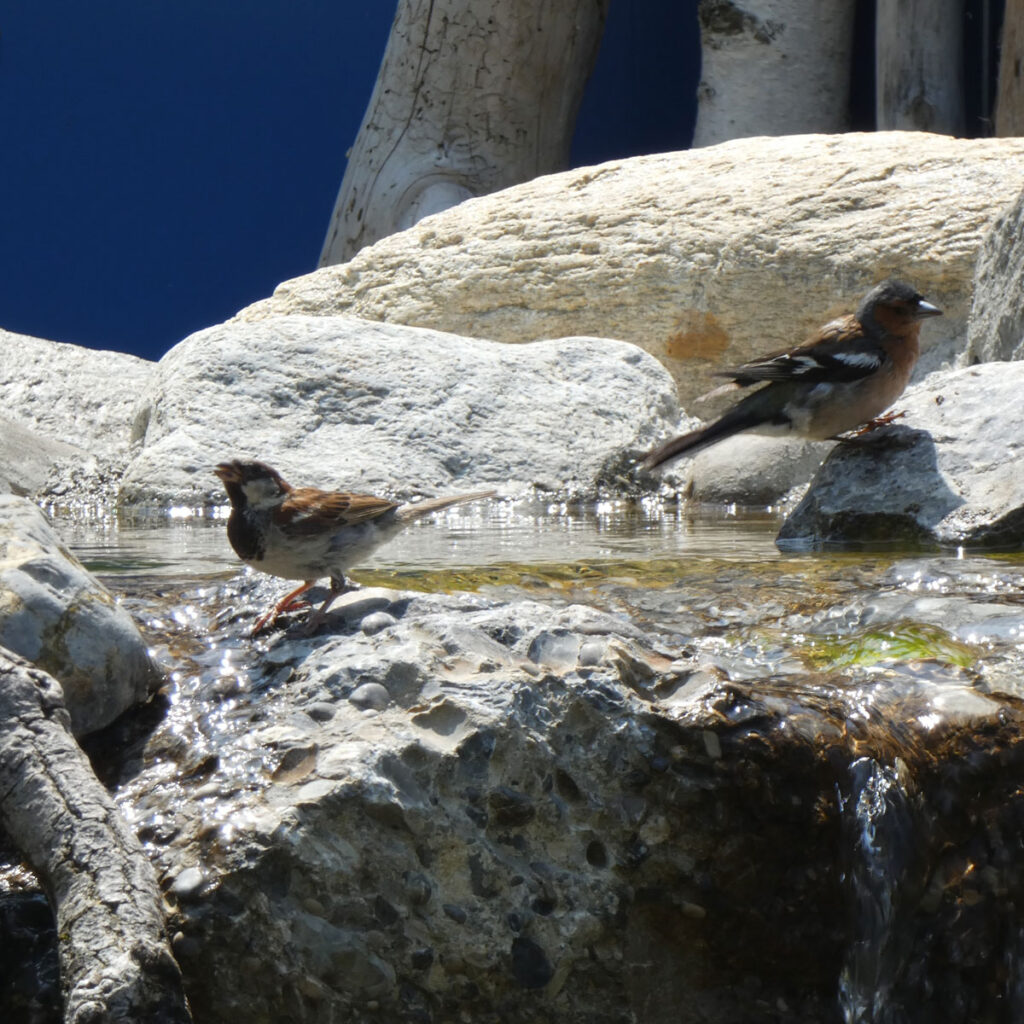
643,279,943,470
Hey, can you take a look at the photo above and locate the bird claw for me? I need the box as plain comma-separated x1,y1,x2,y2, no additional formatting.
839,410,907,440
250,583,314,636
299,579,357,637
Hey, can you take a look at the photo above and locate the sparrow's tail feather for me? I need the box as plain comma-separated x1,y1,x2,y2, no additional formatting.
642,408,764,470
396,490,497,523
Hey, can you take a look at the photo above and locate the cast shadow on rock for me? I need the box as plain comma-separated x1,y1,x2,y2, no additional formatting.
776,426,965,550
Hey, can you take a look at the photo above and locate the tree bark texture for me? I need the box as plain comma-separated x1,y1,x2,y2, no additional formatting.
692,0,856,147
320,0,610,266
0,647,192,1024
876,0,965,134
996,0,1024,135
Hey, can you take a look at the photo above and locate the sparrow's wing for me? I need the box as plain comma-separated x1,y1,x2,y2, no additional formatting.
717,315,886,387
279,489,400,533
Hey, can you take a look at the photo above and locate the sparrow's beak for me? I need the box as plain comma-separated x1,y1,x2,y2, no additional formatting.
214,462,240,483
914,299,943,319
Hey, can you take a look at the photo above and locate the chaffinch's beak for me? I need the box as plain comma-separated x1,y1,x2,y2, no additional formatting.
914,299,943,319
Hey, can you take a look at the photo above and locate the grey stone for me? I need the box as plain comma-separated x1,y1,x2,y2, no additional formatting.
0,494,160,734
778,363,1024,548
119,316,680,506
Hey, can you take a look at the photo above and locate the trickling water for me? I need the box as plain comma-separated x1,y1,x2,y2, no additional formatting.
839,757,917,1024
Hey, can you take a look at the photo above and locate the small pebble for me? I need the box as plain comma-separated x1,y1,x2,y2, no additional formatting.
702,730,722,760
578,640,606,667
170,866,205,899
443,903,468,924
349,682,390,711
361,611,397,635
305,702,337,722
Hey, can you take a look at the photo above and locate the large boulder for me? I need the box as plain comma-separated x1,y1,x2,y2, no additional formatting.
236,133,1024,410
119,315,683,507
777,362,1024,548
0,327,154,499
965,185,1024,364
0,494,160,734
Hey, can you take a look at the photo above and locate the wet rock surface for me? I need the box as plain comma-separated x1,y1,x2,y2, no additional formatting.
4,544,1016,1024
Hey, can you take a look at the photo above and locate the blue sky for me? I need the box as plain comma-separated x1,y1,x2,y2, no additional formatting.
0,1,697,361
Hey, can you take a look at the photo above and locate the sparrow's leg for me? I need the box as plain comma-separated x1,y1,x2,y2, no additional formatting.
832,410,907,441
303,575,356,634
251,581,314,635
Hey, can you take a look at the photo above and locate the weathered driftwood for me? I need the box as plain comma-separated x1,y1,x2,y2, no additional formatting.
996,0,1024,135
319,0,609,266
0,647,191,1023
692,0,855,147
876,0,964,134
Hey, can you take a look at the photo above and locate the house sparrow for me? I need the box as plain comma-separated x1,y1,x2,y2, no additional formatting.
643,279,943,470
214,459,496,633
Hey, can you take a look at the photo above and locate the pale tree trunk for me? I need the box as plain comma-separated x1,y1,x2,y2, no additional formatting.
692,0,856,148
0,647,192,1023
996,0,1024,135
320,0,609,266
876,0,964,133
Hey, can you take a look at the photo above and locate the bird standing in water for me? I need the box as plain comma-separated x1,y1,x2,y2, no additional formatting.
214,459,495,633
643,279,942,470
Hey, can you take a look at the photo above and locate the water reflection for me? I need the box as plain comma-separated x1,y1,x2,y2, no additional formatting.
53,500,784,579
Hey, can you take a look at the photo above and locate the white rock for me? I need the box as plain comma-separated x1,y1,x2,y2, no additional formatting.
119,315,680,507
0,413,86,497
778,363,1024,547
0,327,153,462
0,494,160,734
235,133,1024,409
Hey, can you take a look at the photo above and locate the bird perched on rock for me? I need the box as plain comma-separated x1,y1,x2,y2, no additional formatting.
214,459,495,633
643,279,942,470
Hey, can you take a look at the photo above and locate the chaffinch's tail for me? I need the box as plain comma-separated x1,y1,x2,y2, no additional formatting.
642,403,768,470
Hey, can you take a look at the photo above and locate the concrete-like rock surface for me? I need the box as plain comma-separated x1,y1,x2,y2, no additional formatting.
778,363,1024,547
120,315,683,507
965,185,1024,364
108,553,1024,1024
236,133,1024,409
0,494,160,734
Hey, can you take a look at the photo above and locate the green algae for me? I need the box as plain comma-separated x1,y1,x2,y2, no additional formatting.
799,622,979,670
